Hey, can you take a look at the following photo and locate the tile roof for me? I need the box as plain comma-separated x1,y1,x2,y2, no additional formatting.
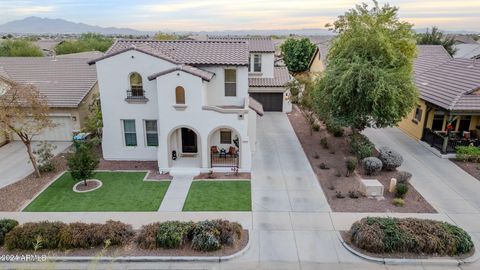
148,64,214,81
414,45,452,75
207,36,275,52
454,44,480,59
249,96,264,116
90,39,249,66
416,58,480,112
249,67,291,87
0,55,97,108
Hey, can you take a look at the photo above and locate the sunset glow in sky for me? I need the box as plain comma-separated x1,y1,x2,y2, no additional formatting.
0,0,479,32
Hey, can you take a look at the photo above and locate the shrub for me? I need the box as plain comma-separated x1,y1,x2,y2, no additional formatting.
336,191,345,198
395,183,409,198
58,222,103,249
350,134,375,160
215,220,243,246
98,220,134,246
392,198,405,207
362,157,382,175
349,217,474,256
33,141,57,173
137,223,160,249
156,221,195,249
312,152,320,159
345,157,357,176
320,137,329,149
456,146,480,162
5,221,66,250
191,220,221,251
312,123,320,132
348,190,360,199
0,219,19,246
378,146,403,171
325,119,344,137
319,162,329,170
397,171,412,184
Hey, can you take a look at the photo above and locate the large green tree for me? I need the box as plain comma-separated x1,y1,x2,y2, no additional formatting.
55,33,113,55
417,27,457,56
314,1,418,130
280,38,316,73
0,39,43,57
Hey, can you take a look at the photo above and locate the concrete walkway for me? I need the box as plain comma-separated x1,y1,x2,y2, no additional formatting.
0,141,71,188
158,169,198,212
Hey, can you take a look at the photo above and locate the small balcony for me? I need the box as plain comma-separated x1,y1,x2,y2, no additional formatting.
125,89,148,103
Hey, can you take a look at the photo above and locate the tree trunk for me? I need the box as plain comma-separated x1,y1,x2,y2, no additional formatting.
84,179,87,186
25,141,41,178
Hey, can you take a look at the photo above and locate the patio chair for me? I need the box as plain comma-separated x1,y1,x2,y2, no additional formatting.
211,146,219,155
228,146,238,157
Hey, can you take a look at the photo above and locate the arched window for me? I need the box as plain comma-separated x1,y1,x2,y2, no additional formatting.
175,86,185,104
129,72,144,97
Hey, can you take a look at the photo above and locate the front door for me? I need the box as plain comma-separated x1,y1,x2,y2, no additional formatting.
181,128,197,153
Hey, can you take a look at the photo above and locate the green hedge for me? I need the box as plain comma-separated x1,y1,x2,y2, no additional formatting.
0,219,19,246
456,146,480,162
350,134,375,160
349,217,474,256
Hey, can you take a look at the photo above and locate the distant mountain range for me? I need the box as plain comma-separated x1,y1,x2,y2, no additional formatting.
0,17,152,35
0,16,477,36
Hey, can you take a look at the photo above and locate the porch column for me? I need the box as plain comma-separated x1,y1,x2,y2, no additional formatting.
201,134,209,169
241,137,252,171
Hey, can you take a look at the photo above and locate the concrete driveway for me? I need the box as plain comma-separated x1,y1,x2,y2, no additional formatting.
0,141,71,188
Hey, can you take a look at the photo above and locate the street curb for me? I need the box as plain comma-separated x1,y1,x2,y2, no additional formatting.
335,231,476,266
40,232,250,263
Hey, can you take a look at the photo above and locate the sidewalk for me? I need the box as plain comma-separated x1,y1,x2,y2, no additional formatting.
158,170,197,212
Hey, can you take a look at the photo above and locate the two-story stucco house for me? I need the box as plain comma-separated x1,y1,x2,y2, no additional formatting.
89,39,289,173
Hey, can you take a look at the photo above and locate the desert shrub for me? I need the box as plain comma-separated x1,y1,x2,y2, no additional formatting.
395,183,409,198
5,221,66,250
191,220,221,251
325,119,344,137
312,152,320,159
33,141,57,173
456,146,480,162
156,221,195,249
312,123,320,131
350,134,375,160
392,198,405,207
336,191,345,198
349,217,474,256
215,220,243,246
378,147,403,171
362,157,382,175
320,137,329,149
348,190,360,199
397,171,412,184
100,220,134,246
58,222,103,249
0,219,19,246
136,223,160,249
319,162,329,170
345,157,357,176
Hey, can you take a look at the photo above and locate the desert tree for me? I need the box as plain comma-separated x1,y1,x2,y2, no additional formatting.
67,142,99,186
280,38,317,73
417,26,457,56
0,80,55,177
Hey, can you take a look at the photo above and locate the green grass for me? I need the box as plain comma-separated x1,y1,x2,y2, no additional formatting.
24,172,170,212
183,181,251,211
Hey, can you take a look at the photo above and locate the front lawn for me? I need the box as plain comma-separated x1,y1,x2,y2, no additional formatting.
24,172,170,212
183,181,251,211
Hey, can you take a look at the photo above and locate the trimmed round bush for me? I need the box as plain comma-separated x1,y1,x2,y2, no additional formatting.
349,217,474,256
216,220,243,246
0,219,19,246
345,157,357,176
156,221,195,249
5,221,66,250
362,157,382,175
378,146,403,171
397,171,412,184
395,183,409,199
191,220,221,251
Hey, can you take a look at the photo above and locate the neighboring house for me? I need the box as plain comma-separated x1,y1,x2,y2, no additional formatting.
88,39,268,172
207,36,292,112
448,35,478,45
397,45,480,153
0,51,100,143
454,44,480,59
308,36,333,74
34,39,63,56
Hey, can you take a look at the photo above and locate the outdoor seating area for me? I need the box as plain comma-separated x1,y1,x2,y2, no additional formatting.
422,128,480,154
210,145,239,168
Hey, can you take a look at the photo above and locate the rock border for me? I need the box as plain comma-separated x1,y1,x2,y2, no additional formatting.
73,179,103,193
33,232,251,263
336,231,480,266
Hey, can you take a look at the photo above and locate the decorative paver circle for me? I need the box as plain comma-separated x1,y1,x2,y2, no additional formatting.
73,179,103,193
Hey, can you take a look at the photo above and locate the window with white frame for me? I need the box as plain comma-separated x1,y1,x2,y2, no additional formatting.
253,54,262,72
145,120,158,146
224,69,237,96
123,120,137,146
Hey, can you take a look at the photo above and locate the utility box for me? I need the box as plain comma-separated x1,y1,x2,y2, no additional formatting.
360,179,384,198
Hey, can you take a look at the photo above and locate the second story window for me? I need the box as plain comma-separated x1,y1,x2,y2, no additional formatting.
224,69,236,97
129,72,144,98
253,54,262,72
175,86,185,104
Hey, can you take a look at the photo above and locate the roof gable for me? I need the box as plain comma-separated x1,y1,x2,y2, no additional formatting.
148,65,214,81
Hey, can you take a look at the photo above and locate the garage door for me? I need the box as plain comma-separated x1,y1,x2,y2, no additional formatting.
13,116,73,142
250,93,283,112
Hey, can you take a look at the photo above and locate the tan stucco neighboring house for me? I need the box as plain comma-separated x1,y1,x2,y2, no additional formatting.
308,36,333,76
0,51,101,144
398,45,480,154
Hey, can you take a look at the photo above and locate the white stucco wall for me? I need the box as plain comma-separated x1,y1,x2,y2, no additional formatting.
249,53,274,78
201,65,248,107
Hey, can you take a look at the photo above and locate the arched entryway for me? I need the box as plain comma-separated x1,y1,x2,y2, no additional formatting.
207,126,241,169
168,126,201,168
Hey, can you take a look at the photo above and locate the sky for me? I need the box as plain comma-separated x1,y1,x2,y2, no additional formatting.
0,0,479,32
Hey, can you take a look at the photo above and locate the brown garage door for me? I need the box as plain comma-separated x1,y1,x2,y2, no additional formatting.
250,93,283,112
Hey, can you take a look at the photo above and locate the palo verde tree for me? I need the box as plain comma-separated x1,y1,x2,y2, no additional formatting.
0,39,43,57
417,26,457,56
55,33,113,55
313,1,418,131
0,80,55,177
280,38,316,73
